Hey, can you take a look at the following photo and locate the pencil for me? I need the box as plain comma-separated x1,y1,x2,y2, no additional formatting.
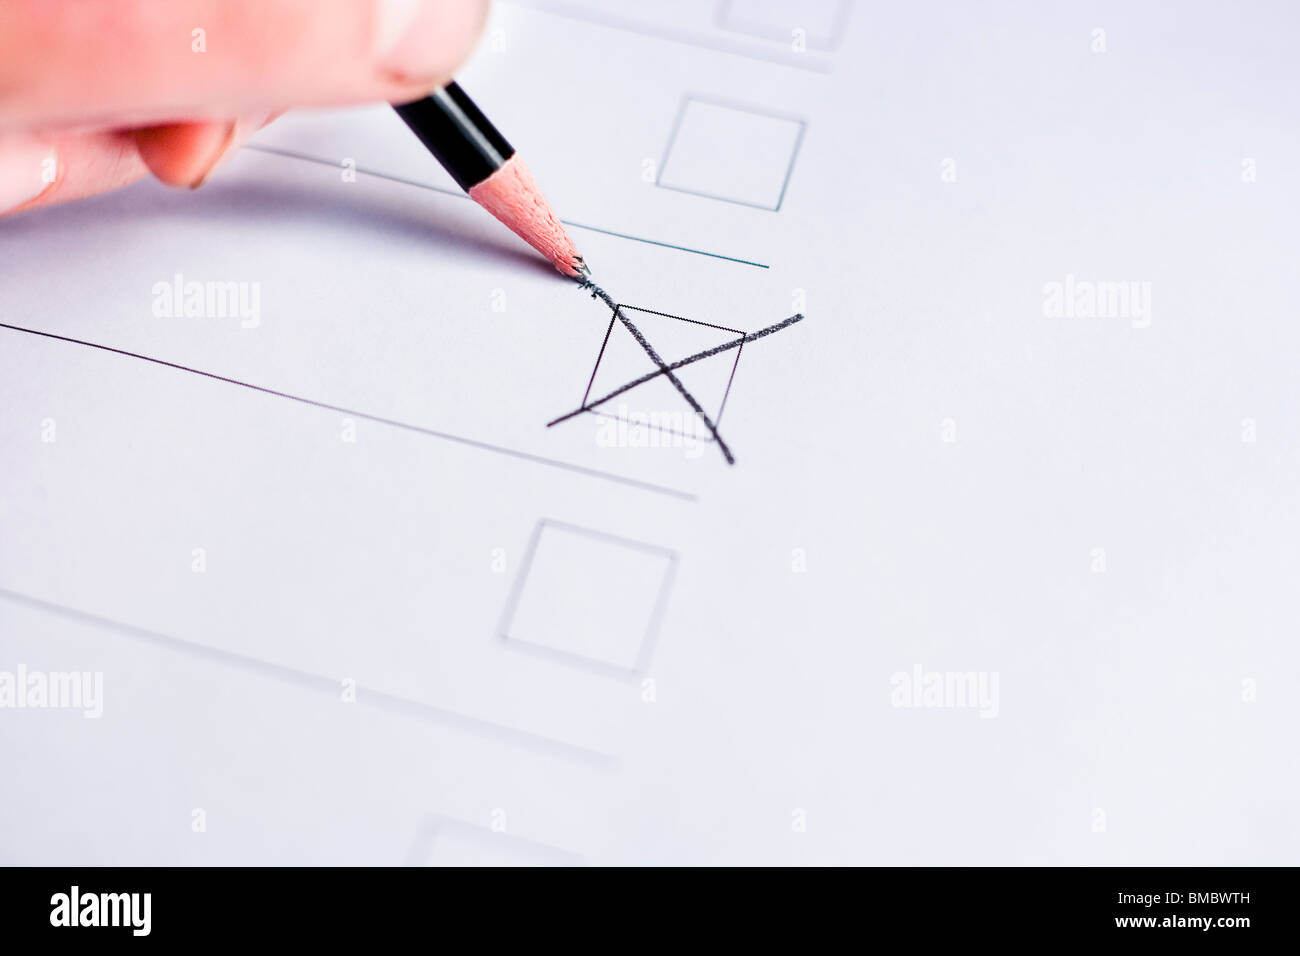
393,83,589,279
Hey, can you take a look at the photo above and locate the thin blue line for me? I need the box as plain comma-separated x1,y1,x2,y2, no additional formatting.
561,222,769,269
245,144,770,269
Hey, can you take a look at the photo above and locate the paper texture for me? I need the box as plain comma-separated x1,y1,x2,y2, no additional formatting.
2,1,1297,864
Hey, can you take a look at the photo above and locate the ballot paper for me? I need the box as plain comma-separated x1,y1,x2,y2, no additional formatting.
2,1,1298,865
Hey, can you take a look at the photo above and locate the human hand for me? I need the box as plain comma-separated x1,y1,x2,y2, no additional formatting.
0,0,489,215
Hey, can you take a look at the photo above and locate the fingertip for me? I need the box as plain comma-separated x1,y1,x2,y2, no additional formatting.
0,130,147,214
0,136,60,215
376,0,491,89
133,112,275,188
133,121,236,188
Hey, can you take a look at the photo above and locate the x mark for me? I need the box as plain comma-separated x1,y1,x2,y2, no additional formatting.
549,283,805,464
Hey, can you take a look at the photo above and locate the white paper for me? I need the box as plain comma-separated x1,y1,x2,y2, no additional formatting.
2,0,1298,864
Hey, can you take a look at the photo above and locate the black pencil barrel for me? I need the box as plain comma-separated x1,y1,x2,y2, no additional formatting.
393,82,516,192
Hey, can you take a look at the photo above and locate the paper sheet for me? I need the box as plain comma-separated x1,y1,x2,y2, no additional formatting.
2,0,1298,864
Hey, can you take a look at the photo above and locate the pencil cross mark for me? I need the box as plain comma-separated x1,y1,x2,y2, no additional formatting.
555,282,805,464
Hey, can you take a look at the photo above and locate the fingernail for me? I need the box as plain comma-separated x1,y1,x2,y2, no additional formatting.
376,0,476,86
0,137,59,213
187,120,237,189
189,112,271,189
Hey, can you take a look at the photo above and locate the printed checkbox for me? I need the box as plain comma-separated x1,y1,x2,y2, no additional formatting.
657,96,806,211
582,304,745,445
499,520,676,675
717,0,850,51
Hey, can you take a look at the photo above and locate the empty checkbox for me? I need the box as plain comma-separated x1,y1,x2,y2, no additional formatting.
717,0,849,51
499,520,676,675
657,96,806,211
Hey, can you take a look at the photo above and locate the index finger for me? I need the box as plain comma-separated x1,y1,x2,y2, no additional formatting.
0,0,489,132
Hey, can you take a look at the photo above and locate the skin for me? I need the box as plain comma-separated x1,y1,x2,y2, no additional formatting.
0,0,490,214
